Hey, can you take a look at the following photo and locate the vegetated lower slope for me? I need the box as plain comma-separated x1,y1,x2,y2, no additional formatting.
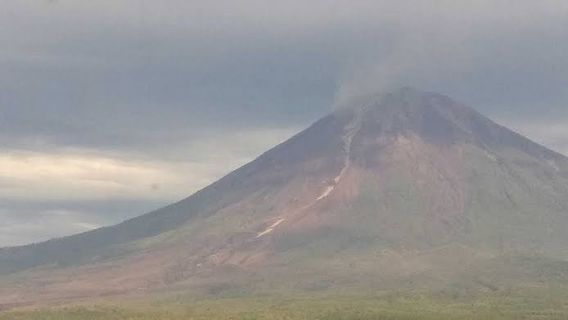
2,87,568,306
5,291,568,320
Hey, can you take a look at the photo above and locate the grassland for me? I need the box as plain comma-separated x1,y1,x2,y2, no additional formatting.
3,290,568,320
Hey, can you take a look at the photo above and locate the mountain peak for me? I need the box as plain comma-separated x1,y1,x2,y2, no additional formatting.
349,87,477,143
338,87,472,124
339,86,439,106
373,86,464,113
338,88,567,162
384,85,427,100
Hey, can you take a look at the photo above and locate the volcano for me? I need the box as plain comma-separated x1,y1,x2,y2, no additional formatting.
2,87,568,305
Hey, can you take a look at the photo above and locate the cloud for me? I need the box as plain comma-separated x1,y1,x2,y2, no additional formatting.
0,127,299,201
2,1,567,153
334,1,568,110
0,151,181,201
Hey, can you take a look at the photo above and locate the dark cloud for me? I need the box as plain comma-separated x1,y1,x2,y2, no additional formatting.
2,1,566,152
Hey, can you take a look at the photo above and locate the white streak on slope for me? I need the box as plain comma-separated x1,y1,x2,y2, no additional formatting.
256,218,285,238
313,110,363,202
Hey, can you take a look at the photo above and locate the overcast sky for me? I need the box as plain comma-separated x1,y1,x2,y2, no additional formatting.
1,0,567,246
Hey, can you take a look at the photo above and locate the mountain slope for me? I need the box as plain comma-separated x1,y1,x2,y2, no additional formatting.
2,87,568,304
0,112,347,273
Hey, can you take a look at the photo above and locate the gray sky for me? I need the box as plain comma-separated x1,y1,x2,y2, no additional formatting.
1,0,567,246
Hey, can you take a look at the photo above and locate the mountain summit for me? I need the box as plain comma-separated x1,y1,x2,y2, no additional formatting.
2,88,568,304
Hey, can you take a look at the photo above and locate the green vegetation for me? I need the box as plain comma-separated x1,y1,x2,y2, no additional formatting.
4,292,568,320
